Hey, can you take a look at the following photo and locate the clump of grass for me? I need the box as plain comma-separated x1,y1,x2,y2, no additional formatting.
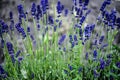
0,0,120,79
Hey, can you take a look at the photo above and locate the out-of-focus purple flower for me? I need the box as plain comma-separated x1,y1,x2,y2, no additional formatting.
0,20,9,33
79,28,83,37
68,64,73,71
64,9,68,16
30,35,35,41
74,34,78,42
85,52,88,60
64,69,68,74
101,43,108,49
56,1,64,16
100,58,105,70
84,24,95,40
93,50,97,58
59,20,62,27
10,54,15,63
0,65,7,78
93,69,100,77
99,36,104,44
58,34,66,45
116,17,120,28
79,0,82,6
1,39,4,48
17,4,26,21
54,26,57,32
36,5,42,20
80,16,86,25
116,62,120,68
41,0,48,14
27,27,30,33
107,54,113,58
6,42,14,55
73,0,77,6
84,0,89,6
18,56,23,63
0,65,5,74
100,0,111,11
37,24,40,31
31,3,37,16
16,50,21,57
10,20,14,31
85,9,91,16
48,15,54,25
106,59,111,66
31,73,34,79
15,23,26,39
63,47,66,52
69,35,73,43
9,11,13,20
78,67,82,74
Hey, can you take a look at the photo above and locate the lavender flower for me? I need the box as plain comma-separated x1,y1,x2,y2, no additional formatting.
27,27,30,33
56,1,64,16
100,43,108,49
36,5,42,20
6,42,14,55
31,73,34,79
0,65,7,78
79,0,82,6
68,64,73,71
1,39,4,48
17,4,26,21
18,56,23,63
100,58,105,70
107,54,113,58
48,15,54,25
10,20,14,31
93,50,97,58
0,21,9,33
64,9,68,17
78,67,82,74
85,52,88,60
54,26,57,32
69,35,73,43
100,0,111,11
41,0,48,14
64,69,68,74
15,23,26,39
84,0,89,6
9,11,13,20
10,54,15,63
116,62,120,68
73,0,77,6
58,34,66,45
31,3,37,16
99,36,104,44
16,50,21,57
93,69,100,77
106,59,111,66
37,24,40,31
74,34,78,42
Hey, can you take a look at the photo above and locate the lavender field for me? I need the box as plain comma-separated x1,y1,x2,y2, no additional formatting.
0,0,120,80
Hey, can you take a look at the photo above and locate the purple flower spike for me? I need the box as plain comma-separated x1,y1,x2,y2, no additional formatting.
16,50,21,57
100,58,105,70
68,64,73,71
9,11,13,20
58,34,66,45
116,62,120,68
56,1,64,15
31,3,36,16
93,50,97,58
